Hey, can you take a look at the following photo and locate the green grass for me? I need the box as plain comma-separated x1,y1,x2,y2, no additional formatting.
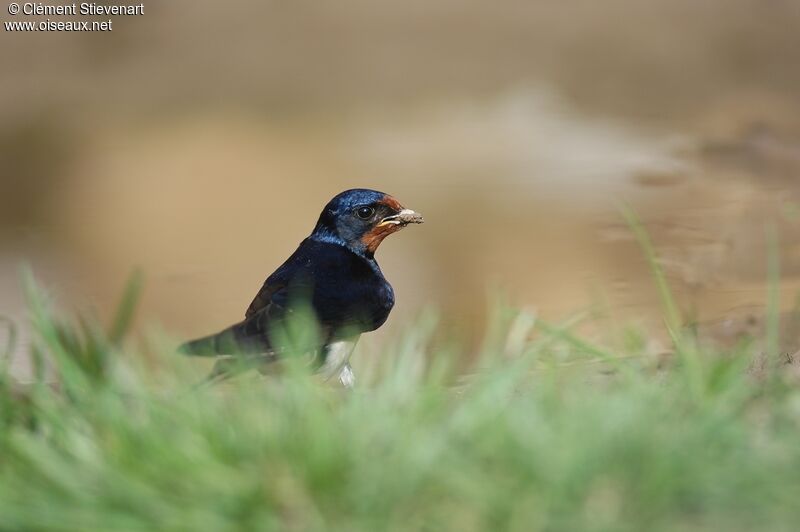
2,262,800,531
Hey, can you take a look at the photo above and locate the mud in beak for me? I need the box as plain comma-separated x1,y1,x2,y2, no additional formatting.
376,209,424,228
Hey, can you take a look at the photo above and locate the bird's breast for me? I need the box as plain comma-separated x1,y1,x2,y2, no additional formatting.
302,244,395,334
369,281,395,330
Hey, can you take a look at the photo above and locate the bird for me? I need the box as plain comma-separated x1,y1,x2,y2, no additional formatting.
179,188,424,387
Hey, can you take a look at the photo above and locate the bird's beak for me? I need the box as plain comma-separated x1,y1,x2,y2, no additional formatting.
377,208,424,228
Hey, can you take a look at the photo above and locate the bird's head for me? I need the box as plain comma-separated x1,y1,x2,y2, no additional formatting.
312,189,424,257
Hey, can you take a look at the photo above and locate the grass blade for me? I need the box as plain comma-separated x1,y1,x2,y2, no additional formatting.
108,269,144,345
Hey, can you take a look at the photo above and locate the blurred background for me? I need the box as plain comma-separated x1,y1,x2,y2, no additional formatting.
3,0,800,377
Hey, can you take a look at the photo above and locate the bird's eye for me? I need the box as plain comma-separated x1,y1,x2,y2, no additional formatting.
355,206,375,220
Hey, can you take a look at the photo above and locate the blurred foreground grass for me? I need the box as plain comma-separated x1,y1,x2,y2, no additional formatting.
2,266,800,531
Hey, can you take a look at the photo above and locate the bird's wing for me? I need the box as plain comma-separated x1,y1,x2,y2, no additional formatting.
179,283,292,356
181,242,316,357
245,278,284,319
245,239,313,318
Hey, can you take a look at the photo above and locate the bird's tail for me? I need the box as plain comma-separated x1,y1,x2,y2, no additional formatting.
178,333,225,357
178,319,273,357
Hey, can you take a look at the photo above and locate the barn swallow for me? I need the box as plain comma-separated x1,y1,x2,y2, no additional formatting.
179,188,424,387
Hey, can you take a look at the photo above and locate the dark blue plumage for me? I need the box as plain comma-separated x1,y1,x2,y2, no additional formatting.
179,189,423,386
